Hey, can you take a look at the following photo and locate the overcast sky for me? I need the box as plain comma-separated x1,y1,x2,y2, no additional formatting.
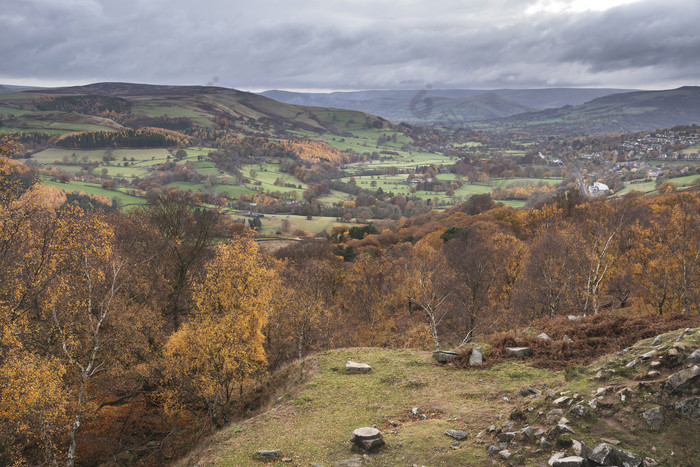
1,0,698,92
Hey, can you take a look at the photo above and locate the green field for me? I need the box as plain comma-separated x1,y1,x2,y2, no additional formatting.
43,179,146,208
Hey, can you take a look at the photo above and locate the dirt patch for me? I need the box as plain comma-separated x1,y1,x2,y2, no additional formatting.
458,312,700,370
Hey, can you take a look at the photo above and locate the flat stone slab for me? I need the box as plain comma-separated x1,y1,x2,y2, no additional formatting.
346,361,372,374
350,427,384,452
255,450,281,458
665,365,699,394
445,429,468,440
506,347,533,358
469,346,483,366
433,350,459,363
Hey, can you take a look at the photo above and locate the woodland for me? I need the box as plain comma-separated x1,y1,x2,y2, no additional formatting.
1,130,699,465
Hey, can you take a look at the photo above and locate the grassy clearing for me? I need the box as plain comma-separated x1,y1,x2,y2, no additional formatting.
43,179,146,207
250,214,344,236
189,348,563,466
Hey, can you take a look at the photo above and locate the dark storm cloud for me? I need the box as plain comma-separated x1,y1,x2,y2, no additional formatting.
1,0,698,90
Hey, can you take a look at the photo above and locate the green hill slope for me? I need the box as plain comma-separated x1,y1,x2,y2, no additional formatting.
181,326,700,467
492,86,700,135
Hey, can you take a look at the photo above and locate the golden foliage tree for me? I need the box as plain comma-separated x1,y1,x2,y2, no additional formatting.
162,236,276,426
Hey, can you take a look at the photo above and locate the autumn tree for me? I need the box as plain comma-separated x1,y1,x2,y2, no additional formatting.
162,235,275,426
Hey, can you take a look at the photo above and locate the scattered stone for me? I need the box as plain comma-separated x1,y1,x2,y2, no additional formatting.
667,347,679,358
445,429,467,441
558,417,570,425
673,397,700,420
595,370,604,379
665,365,700,394
255,450,281,458
588,399,598,410
487,425,496,433
450,442,461,450
552,455,585,467
411,407,419,415
567,315,583,321
282,458,292,463
520,387,532,397
502,396,510,402
346,361,372,374
643,456,660,466
506,346,533,358
651,335,662,346
534,428,546,437
562,334,574,344
497,432,516,443
469,346,483,367
588,443,642,467
419,414,427,421
640,350,657,361
350,427,385,452
641,407,664,429
599,438,621,446
537,332,551,341
433,350,459,364
595,387,608,396
571,439,589,458
650,360,662,368
548,424,575,437
526,385,541,394
687,350,700,364
334,455,363,467
389,420,398,427
647,370,661,378
521,426,534,440
486,445,500,456
541,437,553,450
548,453,566,466
626,359,638,368
547,409,564,424
570,405,588,417
498,449,511,460
553,396,570,405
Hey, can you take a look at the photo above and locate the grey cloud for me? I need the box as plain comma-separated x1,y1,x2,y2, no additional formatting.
1,0,698,90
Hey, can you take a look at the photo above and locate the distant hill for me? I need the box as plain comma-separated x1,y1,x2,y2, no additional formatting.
495,86,700,135
0,82,388,134
261,87,633,124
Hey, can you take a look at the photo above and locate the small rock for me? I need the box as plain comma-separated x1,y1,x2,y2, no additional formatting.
665,365,700,394
487,425,496,432
433,350,459,364
346,361,372,374
282,458,292,463
667,347,679,358
520,387,531,397
641,407,664,429
548,424,575,437
486,445,500,456
640,350,657,361
588,399,598,410
643,456,660,466
256,450,281,458
445,429,467,441
650,360,662,368
497,432,516,443
562,334,574,344
534,428,545,437
541,437,553,449
647,370,661,378
595,387,608,396
626,359,638,368
600,438,621,445
521,426,534,440
651,335,662,346
687,350,700,364
552,455,585,467
673,397,700,420
350,427,385,452
469,346,483,366
506,346,533,358
334,455,363,467
411,407,419,415
558,416,570,425
567,315,583,321
450,442,461,450
419,414,427,421
498,449,511,460
570,405,587,417
595,370,604,379
588,443,642,467
537,332,551,341
548,453,566,466
571,439,589,458
547,409,564,424
553,396,570,405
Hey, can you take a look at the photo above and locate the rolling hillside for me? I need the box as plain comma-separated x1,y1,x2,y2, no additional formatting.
0,82,388,134
261,87,634,124
493,86,700,135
